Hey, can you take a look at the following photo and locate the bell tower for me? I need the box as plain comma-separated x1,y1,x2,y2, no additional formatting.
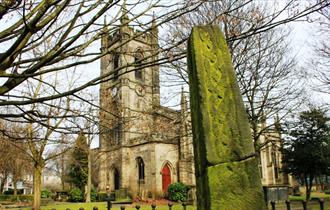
99,4,160,150
98,3,161,192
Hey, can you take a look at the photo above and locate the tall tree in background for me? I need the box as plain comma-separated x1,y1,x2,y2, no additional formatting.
68,133,88,192
312,4,330,95
282,107,330,201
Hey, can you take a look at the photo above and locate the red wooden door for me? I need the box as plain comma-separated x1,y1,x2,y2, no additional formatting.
162,164,171,193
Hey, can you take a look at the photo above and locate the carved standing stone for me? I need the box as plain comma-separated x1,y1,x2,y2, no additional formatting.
187,26,266,210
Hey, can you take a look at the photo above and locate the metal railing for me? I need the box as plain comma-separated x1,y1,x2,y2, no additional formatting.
269,198,325,210
31,199,326,210
42,202,187,210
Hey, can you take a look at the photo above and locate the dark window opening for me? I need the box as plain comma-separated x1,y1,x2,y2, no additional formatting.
134,53,143,80
113,54,119,80
137,157,145,181
114,168,120,190
274,166,279,179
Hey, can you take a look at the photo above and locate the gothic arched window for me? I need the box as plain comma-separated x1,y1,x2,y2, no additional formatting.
272,149,279,179
136,157,145,180
113,53,119,80
134,50,143,81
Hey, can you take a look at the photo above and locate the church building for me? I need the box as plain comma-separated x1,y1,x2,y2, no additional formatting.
96,7,195,199
95,3,290,200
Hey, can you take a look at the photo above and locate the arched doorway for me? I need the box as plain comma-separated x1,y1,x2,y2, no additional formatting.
114,168,120,190
162,164,171,193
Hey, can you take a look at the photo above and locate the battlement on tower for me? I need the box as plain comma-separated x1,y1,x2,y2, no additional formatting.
104,27,156,47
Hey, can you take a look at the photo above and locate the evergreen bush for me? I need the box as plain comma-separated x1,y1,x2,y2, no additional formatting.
167,182,188,202
68,188,84,202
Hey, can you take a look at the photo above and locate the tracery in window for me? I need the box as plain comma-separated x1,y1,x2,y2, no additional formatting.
113,123,122,145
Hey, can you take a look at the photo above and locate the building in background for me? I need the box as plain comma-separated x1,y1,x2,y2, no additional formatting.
259,117,294,201
96,5,291,200
96,6,195,199
1,174,33,195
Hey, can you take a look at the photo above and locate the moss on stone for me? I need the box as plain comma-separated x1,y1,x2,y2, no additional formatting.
208,159,265,210
187,26,266,210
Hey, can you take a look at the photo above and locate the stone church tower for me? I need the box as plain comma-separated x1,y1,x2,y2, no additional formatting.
97,4,195,199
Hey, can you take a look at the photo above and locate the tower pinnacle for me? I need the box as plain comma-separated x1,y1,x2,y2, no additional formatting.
120,0,129,25
180,87,188,113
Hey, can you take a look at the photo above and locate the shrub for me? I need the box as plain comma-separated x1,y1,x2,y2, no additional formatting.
18,195,33,202
3,189,24,195
97,192,108,201
90,189,97,202
3,189,14,195
41,189,51,198
68,188,84,202
167,182,188,202
0,195,33,202
325,190,330,194
0,195,12,201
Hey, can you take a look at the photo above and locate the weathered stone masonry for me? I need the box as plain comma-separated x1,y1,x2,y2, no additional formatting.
187,26,266,210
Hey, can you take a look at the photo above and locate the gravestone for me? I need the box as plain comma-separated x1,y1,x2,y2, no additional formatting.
187,26,266,210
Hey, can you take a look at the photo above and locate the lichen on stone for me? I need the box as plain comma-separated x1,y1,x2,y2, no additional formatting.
188,26,266,210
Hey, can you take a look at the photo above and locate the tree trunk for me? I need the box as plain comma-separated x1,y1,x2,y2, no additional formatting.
305,175,314,201
0,178,4,194
61,177,65,191
33,164,43,210
304,176,309,201
85,149,92,202
13,180,17,195
0,173,8,194
61,153,65,190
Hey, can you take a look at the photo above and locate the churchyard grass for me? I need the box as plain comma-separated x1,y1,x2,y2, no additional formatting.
289,192,330,201
5,201,330,210
5,202,197,210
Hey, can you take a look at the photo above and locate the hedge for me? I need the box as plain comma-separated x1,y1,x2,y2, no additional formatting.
0,195,33,202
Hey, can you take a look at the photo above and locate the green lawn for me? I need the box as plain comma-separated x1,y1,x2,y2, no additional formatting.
5,195,330,210
7,202,196,210
289,192,330,201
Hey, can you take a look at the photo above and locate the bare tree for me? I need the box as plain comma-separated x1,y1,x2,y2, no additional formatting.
0,0,327,109
311,4,330,95
0,121,33,195
162,0,305,153
0,75,79,209
46,134,72,191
